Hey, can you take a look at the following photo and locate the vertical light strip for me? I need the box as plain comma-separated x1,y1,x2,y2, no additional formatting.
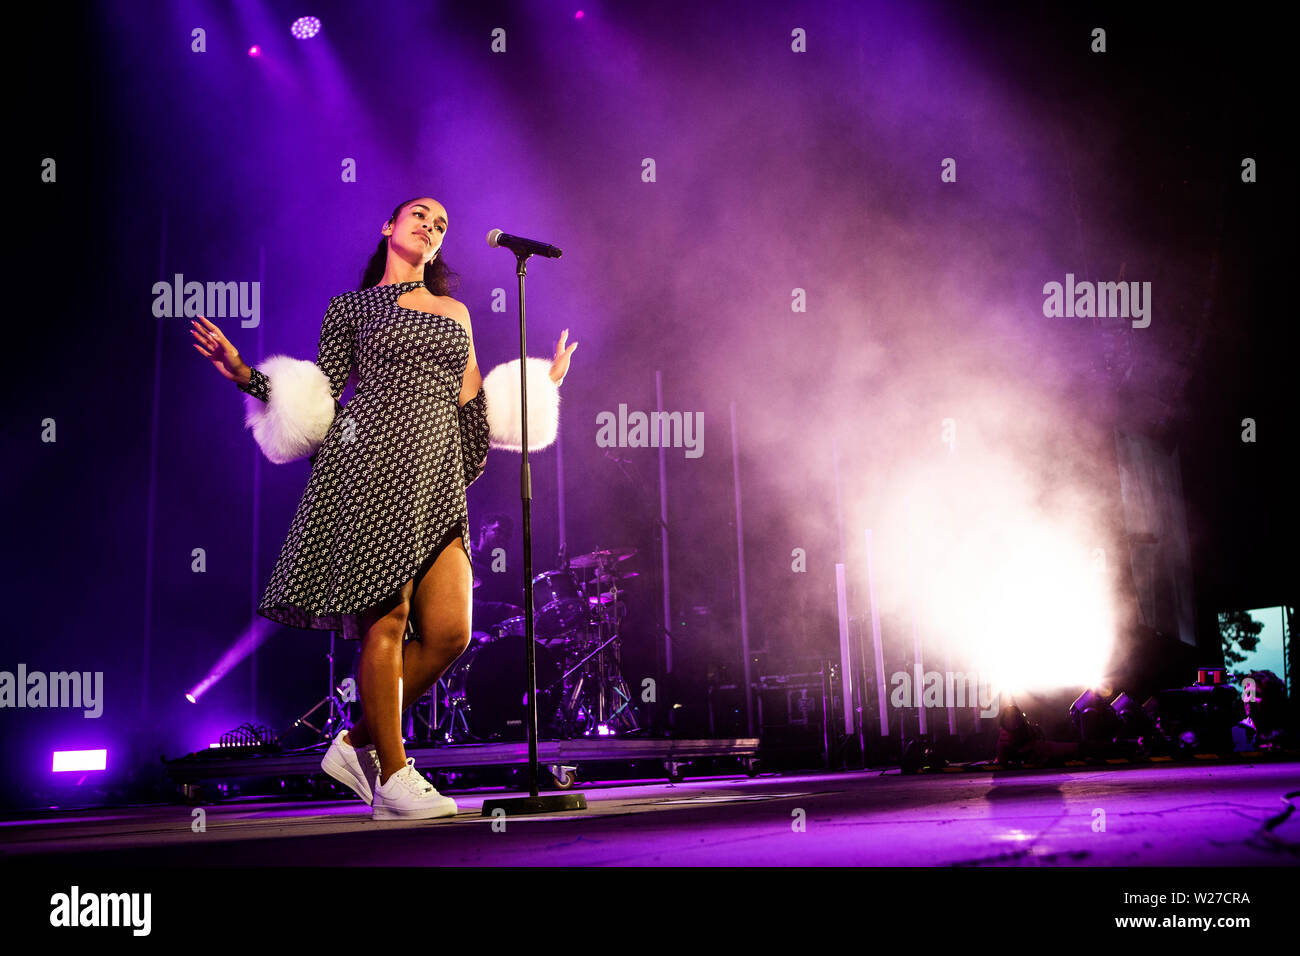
141,206,166,719
835,563,854,735
903,495,927,735
865,529,889,736
555,401,566,562
251,243,265,718
832,438,846,565
730,400,753,736
655,371,671,674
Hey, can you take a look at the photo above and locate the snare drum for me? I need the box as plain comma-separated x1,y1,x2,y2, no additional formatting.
491,615,527,639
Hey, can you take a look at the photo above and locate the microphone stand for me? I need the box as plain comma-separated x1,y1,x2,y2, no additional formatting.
481,248,588,818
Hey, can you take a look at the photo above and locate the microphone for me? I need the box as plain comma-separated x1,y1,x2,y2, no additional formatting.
486,229,563,259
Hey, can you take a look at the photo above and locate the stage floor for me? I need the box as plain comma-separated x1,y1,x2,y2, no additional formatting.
3,761,1297,866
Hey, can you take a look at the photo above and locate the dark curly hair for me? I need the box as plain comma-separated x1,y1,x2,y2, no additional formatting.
359,197,462,296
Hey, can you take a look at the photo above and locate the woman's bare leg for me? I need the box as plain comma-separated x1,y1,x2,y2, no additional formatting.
353,582,414,785
345,637,438,748
404,538,474,701
346,540,471,750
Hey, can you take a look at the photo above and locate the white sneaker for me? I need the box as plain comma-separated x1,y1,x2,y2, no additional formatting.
320,729,381,805
372,758,458,821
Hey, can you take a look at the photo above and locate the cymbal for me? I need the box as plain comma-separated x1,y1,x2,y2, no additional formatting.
568,547,638,569
595,569,640,583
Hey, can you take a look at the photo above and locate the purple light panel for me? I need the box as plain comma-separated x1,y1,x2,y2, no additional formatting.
52,750,108,773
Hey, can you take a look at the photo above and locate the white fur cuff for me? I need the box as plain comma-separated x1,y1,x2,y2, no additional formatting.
243,355,336,464
483,357,560,451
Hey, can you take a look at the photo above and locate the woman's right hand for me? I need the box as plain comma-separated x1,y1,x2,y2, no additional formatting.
191,315,250,385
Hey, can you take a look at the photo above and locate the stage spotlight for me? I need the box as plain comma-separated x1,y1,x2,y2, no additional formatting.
1111,691,1152,738
1111,691,1138,717
248,45,262,57
290,16,322,39
186,619,276,704
1069,687,1122,743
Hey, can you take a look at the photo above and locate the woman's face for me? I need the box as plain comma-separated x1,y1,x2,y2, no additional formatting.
385,197,447,262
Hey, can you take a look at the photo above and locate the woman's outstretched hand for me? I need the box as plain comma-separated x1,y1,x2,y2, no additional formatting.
550,328,578,386
191,315,251,385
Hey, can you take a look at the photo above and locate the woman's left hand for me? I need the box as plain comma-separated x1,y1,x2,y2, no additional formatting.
549,328,578,386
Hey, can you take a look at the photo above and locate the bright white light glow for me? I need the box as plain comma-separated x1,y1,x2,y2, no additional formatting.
875,445,1116,695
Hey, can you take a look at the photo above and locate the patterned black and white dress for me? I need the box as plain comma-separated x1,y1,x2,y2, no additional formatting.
238,279,490,639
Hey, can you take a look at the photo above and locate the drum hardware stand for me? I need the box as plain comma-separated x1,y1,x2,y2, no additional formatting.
431,679,472,743
480,236,586,817
593,573,639,733
554,571,640,736
291,628,350,743
410,673,461,744
555,629,639,734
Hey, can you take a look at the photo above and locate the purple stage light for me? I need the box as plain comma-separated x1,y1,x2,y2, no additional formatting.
52,750,107,773
575,10,585,18
290,16,322,39
248,45,262,57
187,617,277,704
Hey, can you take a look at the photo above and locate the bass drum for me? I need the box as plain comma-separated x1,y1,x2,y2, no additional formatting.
441,635,562,741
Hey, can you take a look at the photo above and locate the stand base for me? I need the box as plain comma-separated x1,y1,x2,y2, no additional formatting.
481,793,588,816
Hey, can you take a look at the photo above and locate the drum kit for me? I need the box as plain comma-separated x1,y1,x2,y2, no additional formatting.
409,546,643,744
